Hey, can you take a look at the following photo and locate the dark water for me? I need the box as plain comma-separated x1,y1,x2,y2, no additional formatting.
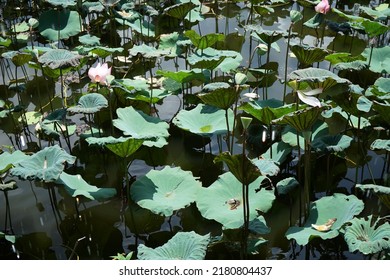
0,0,389,259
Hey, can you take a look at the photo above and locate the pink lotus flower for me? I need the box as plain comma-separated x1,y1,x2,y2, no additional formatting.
88,62,112,85
315,0,330,14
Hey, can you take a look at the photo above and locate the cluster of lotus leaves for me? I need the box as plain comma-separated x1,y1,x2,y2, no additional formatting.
137,231,210,260
286,193,364,246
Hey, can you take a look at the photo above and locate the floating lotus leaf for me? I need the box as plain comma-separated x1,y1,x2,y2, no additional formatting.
58,172,116,201
137,231,210,260
164,1,197,19
113,106,169,148
67,93,108,114
273,106,324,132
286,194,364,246
106,138,144,158
10,145,76,182
362,46,390,74
251,158,280,176
344,215,390,255
311,134,353,153
46,0,76,8
129,44,169,58
198,82,240,110
214,152,262,185
276,177,299,195
0,150,29,174
130,166,201,216
38,49,82,69
173,104,233,137
78,34,101,46
39,10,81,41
370,139,390,151
290,43,328,67
288,67,351,91
196,172,275,229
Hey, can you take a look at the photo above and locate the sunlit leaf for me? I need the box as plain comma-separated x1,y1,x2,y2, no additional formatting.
39,10,81,41
198,82,241,110
138,231,210,260
68,93,108,114
0,150,29,174
38,49,82,69
370,139,390,152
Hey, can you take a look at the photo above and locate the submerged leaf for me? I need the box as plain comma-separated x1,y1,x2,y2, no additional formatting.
137,231,210,260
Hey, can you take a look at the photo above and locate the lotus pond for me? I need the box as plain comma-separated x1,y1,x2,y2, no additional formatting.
0,0,390,260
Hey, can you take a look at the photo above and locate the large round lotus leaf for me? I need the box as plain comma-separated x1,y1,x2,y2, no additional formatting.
10,145,76,182
0,150,29,174
130,166,201,216
239,99,288,125
58,172,116,201
137,231,210,260
38,49,82,69
164,1,197,19
273,106,324,132
290,43,328,67
67,93,108,114
157,69,209,83
113,106,169,148
196,172,275,229
343,215,390,255
198,82,241,110
286,193,364,246
311,134,353,153
173,104,234,137
39,10,81,41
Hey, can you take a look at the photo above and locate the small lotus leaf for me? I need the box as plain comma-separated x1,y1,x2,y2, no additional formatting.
311,134,353,153
276,177,299,195
164,2,197,19
106,138,144,158
113,106,169,148
262,141,292,165
156,69,209,83
195,172,275,229
137,231,210,260
184,30,225,50
38,49,82,69
39,10,81,41
86,136,131,146
198,82,240,110
286,194,364,246
10,145,76,182
273,106,324,132
370,139,390,152
67,93,108,114
173,104,233,137
0,181,17,191
0,150,29,174
79,34,101,46
130,166,201,216
290,43,328,67
362,46,390,74
58,172,116,201
129,44,169,58
344,215,390,255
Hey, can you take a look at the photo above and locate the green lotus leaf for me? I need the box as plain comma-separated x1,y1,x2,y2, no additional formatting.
130,166,201,216
281,120,328,148
88,46,124,58
173,104,233,137
124,201,165,234
19,111,42,125
185,3,208,23
290,10,303,23
14,21,29,33
125,18,155,38
249,216,270,235
158,32,186,57
2,51,33,67
0,181,17,191
245,24,286,44
215,152,262,185
184,30,225,50
362,46,390,74
67,93,108,114
10,145,76,182
370,139,390,151
46,0,76,8
0,150,29,174
344,215,390,255
78,34,101,46
187,48,242,72
251,158,280,176
290,43,329,67
311,134,353,153
288,67,351,91
367,77,390,99
38,120,76,139
334,61,368,71
372,101,390,125
38,49,82,69
137,231,210,260
58,172,116,201
198,82,241,110
196,172,275,229
39,10,81,41
106,138,144,158
273,106,324,132
156,69,209,84
82,1,104,12
303,13,324,28
360,4,390,21
276,177,299,195
129,44,169,58
286,193,364,246
356,184,390,195
85,136,131,146
262,141,292,165
164,1,197,19
0,36,12,47
113,106,169,148
0,232,16,243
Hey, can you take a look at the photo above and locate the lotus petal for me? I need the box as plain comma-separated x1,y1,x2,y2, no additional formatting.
113,106,169,148
286,194,364,246
173,104,233,137
67,93,108,114
137,231,210,260
196,172,275,229
10,145,76,182
130,166,201,216
344,215,390,255
58,172,116,201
